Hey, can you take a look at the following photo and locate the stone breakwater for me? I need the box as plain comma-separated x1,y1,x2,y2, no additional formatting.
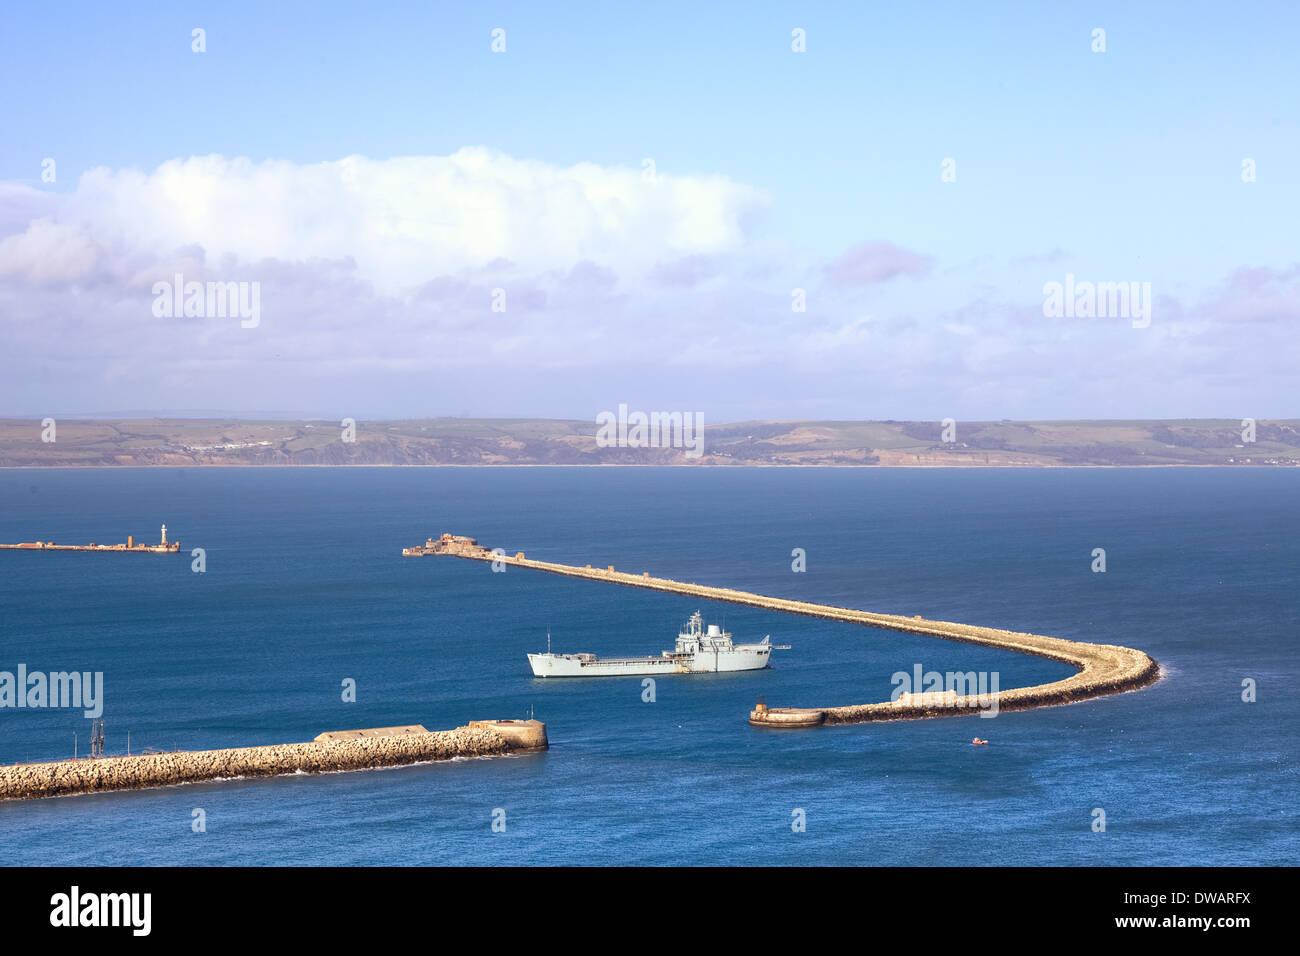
0,720,548,801
411,534,1160,727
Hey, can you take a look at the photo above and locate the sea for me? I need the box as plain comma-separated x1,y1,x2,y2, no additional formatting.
0,467,1295,865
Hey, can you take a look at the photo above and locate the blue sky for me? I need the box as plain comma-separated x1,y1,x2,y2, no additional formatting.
1,1,1297,420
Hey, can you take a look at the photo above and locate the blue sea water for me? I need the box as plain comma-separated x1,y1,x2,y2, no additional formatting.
0,466,1295,866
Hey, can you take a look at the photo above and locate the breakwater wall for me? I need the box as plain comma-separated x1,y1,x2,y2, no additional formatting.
0,543,180,553
411,534,1160,727
0,720,547,801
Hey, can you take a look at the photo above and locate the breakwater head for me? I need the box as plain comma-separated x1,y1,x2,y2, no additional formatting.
0,719,547,801
407,534,1160,727
0,522,180,554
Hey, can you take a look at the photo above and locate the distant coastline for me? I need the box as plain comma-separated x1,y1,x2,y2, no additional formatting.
2,460,1300,468
1,417,1298,469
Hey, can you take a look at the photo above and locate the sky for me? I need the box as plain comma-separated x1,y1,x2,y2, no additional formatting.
0,0,1297,422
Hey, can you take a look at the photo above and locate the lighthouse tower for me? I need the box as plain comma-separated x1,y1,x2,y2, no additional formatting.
160,523,168,546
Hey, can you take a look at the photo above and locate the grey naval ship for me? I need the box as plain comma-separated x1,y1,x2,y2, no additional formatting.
528,611,790,677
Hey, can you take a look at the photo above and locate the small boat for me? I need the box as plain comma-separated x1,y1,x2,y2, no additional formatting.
972,737,989,746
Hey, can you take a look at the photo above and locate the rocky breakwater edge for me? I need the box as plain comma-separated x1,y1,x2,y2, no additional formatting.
0,720,548,801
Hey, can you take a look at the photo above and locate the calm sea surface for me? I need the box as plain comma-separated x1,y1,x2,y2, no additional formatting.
0,467,1295,865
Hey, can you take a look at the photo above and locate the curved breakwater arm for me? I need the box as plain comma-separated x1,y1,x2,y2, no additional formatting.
412,535,1161,727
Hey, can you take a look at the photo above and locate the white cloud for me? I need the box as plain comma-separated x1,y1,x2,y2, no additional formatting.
7,149,768,293
0,218,101,283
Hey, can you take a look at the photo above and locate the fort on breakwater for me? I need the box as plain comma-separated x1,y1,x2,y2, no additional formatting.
407,534,1160,727
0,720,547,801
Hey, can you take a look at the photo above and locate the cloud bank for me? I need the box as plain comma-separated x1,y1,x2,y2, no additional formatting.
0,149,1293,421
1,149,767,292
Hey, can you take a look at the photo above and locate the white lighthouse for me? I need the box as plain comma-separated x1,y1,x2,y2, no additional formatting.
160,523,167,546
